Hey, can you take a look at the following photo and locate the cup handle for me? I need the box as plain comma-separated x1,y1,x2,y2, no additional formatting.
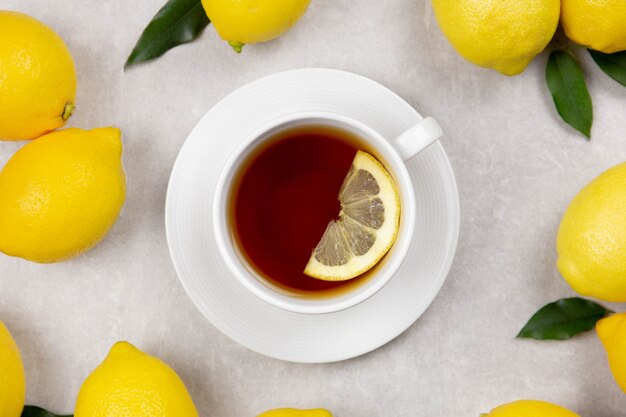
391,117,443,161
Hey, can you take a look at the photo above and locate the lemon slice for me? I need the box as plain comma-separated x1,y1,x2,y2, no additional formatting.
304,151,400,281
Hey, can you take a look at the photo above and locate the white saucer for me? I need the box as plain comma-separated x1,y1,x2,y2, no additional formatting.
165,68,460,363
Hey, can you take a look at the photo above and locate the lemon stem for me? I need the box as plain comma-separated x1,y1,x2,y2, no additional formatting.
62,103,75,121
228,41,245,53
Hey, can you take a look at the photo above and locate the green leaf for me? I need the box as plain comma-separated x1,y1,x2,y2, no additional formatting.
546,50,593,139
125,0,210,69
517,297,613,340
21,406,72,417
589,49,626,87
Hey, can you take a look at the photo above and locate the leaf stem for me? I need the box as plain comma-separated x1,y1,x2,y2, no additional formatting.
61,103,75,121
550,25,582,53
228,41,245,53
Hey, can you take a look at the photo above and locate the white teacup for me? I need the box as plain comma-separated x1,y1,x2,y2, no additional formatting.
213,112,443,314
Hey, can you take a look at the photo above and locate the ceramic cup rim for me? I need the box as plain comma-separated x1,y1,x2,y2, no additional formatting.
212,111,416,314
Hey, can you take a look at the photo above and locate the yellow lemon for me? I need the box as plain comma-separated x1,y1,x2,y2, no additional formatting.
597,312,626,393
0,127,125,263
0,320,25,417
201,0,311,52
75,342,199,417
0,11,76,140
482,400,580,417
556,162,626,302
258,409,333,417
561,0,626,53
432,0,560,75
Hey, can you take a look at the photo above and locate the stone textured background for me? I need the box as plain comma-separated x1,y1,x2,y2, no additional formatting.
1,1,625,415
